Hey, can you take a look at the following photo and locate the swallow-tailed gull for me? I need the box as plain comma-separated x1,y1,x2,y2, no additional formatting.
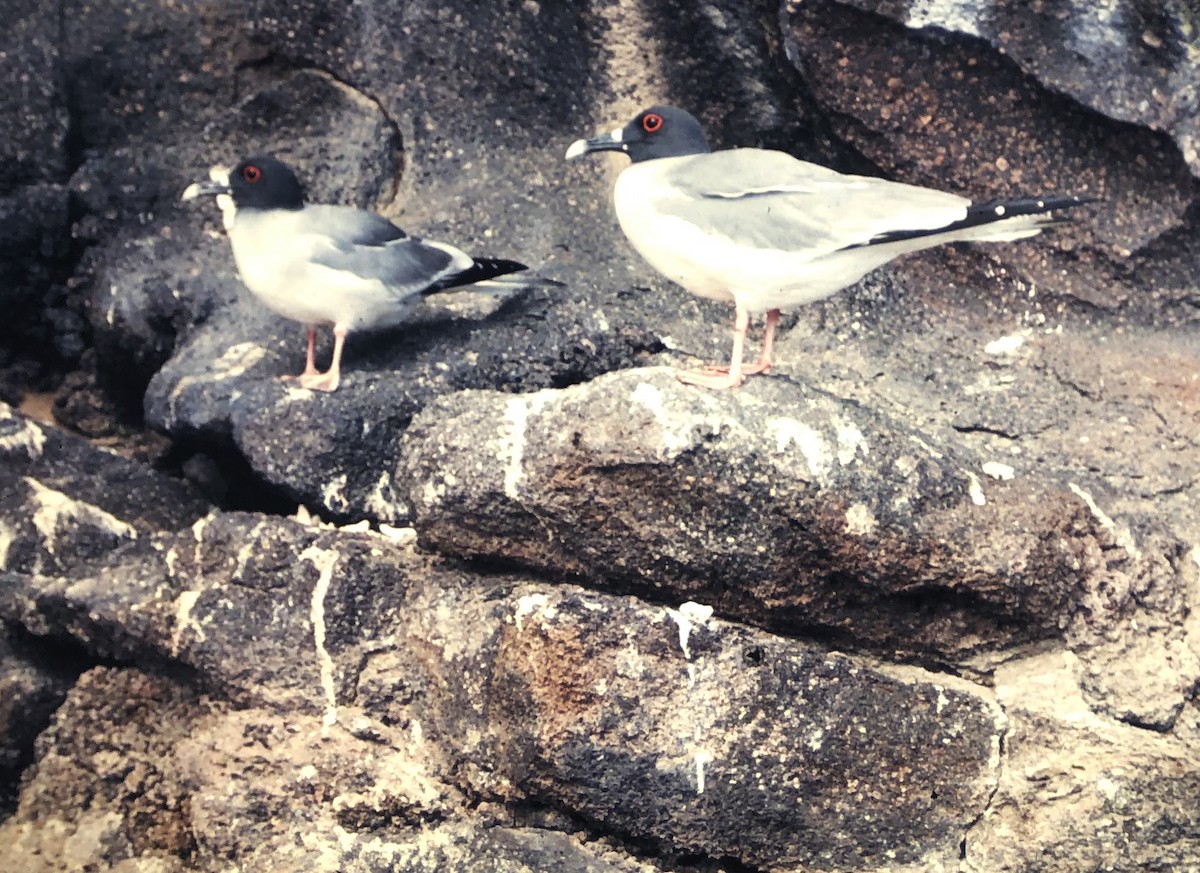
183,155,533,391
567,105,1090,389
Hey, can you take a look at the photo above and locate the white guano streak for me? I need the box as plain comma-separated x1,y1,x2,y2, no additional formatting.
0,408,47,458
503,391,554,500
1069,482,1142,559
301,545,341,727
24,477,138,555
906,0,985,37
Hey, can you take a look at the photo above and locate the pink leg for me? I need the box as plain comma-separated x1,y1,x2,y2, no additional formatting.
741,308,780,375
281,326,320,380
298,328,345,392
678,304,749,390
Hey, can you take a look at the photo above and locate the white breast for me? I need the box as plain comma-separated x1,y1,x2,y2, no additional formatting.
613,162,734,303
226,210,408,330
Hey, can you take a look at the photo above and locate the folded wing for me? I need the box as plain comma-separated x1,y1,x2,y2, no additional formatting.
658,150,978,258
304,205,477,296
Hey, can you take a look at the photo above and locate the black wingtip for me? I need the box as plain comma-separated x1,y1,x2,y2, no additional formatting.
851,192,1096,250
969,194,1098,216
425,257,529,294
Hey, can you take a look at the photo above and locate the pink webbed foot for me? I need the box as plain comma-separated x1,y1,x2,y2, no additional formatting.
739,359,773,376
280,327,344,392
295,371,340,392
679,305,778,389
699,360,772,377
676,367,746,390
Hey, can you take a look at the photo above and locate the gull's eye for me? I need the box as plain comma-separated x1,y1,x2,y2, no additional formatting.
642,113,664,133
242,165,262,184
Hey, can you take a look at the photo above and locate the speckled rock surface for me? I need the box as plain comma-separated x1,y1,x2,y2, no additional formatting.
1,0,69,189
0,667,659,872
402,584,1005,870
400,366,1112,659
0,0,78,394
0,403,209,577
0,511,1005,871
844,0,1200,176
0,628,77,815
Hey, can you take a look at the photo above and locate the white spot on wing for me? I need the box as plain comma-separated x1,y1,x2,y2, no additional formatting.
564,139,588,160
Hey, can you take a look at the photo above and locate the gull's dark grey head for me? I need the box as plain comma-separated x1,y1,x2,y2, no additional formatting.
181,155,305,212
565,105,711,164
227,156,305,211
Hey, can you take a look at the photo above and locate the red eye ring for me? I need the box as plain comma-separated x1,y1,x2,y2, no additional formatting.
642,113,664,133
242,165,262,184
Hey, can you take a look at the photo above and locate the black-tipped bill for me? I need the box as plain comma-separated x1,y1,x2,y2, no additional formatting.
181,167,232,201
565,129,629,160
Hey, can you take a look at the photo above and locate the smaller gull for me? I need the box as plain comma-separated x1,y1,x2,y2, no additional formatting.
183,155,537,391
567,105,1092,389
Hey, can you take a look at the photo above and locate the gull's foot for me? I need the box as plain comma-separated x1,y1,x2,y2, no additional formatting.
699,362,771,377
677,367,745,390
294,371,340,392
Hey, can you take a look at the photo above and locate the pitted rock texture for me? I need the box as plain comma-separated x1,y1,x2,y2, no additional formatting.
400,366,1158,660
0,511,1006,871
843,0,1200,176
0,402,209,578
0,628,77,815
402,584,1005,870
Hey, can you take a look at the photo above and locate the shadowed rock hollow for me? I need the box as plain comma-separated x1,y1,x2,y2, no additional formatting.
0,1,1198,871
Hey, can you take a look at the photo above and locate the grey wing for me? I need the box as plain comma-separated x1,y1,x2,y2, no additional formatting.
659,149,972,256
305,206,473,295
